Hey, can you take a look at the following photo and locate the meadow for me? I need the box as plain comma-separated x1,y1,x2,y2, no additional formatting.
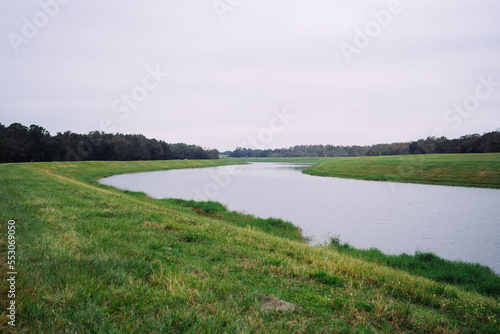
0,160,499,333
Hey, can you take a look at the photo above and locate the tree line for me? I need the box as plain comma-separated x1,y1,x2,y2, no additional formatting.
223,130,500,158
0,123,219,163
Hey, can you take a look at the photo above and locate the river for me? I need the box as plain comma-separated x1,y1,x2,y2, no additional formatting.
100,162,500,273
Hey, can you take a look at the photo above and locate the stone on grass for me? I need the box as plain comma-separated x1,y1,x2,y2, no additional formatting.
256,294,302,312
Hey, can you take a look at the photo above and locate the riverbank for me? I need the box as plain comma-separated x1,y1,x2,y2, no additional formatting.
244,153,500,188
1,161,499,333
305,154,500,188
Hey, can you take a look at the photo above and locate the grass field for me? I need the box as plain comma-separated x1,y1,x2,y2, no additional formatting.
1,160,499,333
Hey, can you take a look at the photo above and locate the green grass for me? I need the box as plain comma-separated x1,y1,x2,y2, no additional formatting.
242,157,333,164
164,198,306,243
1,160,499,333
327,237,500,298
301,153,500,188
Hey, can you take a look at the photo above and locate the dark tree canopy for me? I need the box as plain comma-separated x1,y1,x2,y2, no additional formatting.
0,123,219,163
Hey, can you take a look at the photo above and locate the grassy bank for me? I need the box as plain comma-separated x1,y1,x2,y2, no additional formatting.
327,237,500,298
1,161,499,333
293,153,500,188
241,157,333,164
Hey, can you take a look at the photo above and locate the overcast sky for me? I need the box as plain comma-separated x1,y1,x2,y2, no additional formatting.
1,0,499,151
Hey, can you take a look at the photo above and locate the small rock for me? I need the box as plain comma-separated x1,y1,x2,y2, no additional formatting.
256,294,302,312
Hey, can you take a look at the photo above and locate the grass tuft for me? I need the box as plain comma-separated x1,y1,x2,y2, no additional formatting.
310,271,343,287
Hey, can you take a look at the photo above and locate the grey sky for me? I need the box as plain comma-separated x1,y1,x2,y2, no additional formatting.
1,0,499,151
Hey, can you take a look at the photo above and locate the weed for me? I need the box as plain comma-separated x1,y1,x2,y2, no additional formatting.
310,271,343,287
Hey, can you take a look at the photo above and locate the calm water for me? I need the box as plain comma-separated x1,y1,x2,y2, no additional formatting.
101,163,500,273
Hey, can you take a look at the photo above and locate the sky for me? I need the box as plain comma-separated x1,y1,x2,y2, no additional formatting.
1,0,499,151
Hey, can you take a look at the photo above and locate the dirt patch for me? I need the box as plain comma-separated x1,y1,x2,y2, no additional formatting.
477,170,495,177
237,261,257,269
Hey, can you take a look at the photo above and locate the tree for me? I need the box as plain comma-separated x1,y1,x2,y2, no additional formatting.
5,123,30,162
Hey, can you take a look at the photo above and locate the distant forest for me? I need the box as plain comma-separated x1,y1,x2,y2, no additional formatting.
0,123,219,163
2,122,499,163
223,130,500,158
